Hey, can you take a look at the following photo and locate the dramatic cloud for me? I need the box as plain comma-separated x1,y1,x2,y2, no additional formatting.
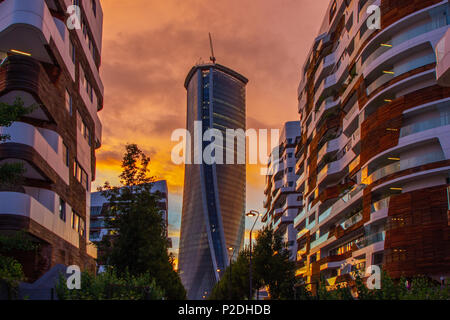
96,0,329,263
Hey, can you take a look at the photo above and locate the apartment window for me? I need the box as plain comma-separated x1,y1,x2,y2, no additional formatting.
88,38,96,61
360,17,369,38
77,112,92,146
288,153,293,158
74,159,89,190
84,74,94,103
329,0,337,23
79,218,86,237
59,198,66,222
80,66,86,90
71,210,79,231
72,0,80,6
358,0,370,14
82,17,88,40
69,39,76,64
288,167,293,173
373,252,384,265
65,89,72,115
91,0,97,17
288,181,294,187
74,160,81,182
81,169,89,190
84,74,89,94
63,143,69,167
71,211,85,237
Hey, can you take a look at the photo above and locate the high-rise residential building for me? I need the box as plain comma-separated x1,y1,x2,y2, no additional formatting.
89,180,170,245
178,63,248,300
294,0,450,291
436,27,450,86
0,0,103,280
262,121,302,260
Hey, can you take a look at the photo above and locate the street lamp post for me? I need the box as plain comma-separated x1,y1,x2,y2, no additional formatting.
246,210,260,300
228,247,235,300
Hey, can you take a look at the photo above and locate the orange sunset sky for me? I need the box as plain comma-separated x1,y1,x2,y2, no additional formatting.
94,0,330,266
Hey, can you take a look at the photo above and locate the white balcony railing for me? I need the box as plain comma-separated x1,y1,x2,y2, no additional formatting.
0,122,70,184
0,191,80,248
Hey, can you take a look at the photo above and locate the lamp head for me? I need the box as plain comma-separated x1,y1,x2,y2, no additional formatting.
246,210,259,217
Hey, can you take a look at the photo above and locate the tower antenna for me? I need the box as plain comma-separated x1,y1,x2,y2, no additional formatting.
209,32,216,64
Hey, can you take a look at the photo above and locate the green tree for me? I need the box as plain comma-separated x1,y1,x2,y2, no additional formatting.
98,144,186,300
0,231,38,299
211,226,298,300
252,226,296,299
56,270,164,300
210,249,251,300
0,97,35,299
0,97,34,186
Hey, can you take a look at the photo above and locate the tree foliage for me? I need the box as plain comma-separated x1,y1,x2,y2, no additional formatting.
0,97,34,187
56,270,164,300
253,226,296,299
210,226,297,300
210,249,251,300
300,269,450,300
97,144,186,300
0,231,38,299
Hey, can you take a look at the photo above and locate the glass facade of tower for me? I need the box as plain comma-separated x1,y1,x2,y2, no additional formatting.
178,64,247,300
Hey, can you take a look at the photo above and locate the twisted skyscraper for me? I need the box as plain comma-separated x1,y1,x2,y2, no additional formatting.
178,63,248,300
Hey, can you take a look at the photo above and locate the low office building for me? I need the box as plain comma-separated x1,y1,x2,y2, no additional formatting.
89,180,170,248
262,121,302,260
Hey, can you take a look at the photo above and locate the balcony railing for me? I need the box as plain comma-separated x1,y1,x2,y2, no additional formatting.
310,231,330,249
400,108,450,138
356,231,385,249
371,197,390,213
340,211,363,230
294,207,306,229
365,151,445,184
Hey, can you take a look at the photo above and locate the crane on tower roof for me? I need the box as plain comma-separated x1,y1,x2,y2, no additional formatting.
209,32,216,64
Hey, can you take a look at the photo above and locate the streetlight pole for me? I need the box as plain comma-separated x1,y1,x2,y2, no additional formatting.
246,210,260,300
228,247,235,300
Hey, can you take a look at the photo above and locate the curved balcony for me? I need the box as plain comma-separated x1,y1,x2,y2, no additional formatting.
314,52,336,89
0,191,80,248
0,55,40,94
363,15,448,92
340,211,363,230
310,231,330,250
365,49,436,97
317,150,356,186
360,1,448,74
314,73,338,108
355,231,385,249
317,134,346,165
436,28,450,86
0,0,75,80
295,171,306,193
0,121,69,184
315,97,340,127
400,105,450,138
364,149,445,185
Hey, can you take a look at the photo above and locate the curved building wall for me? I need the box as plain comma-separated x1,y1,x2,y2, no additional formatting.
294,0,450,288
179,64,247,300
